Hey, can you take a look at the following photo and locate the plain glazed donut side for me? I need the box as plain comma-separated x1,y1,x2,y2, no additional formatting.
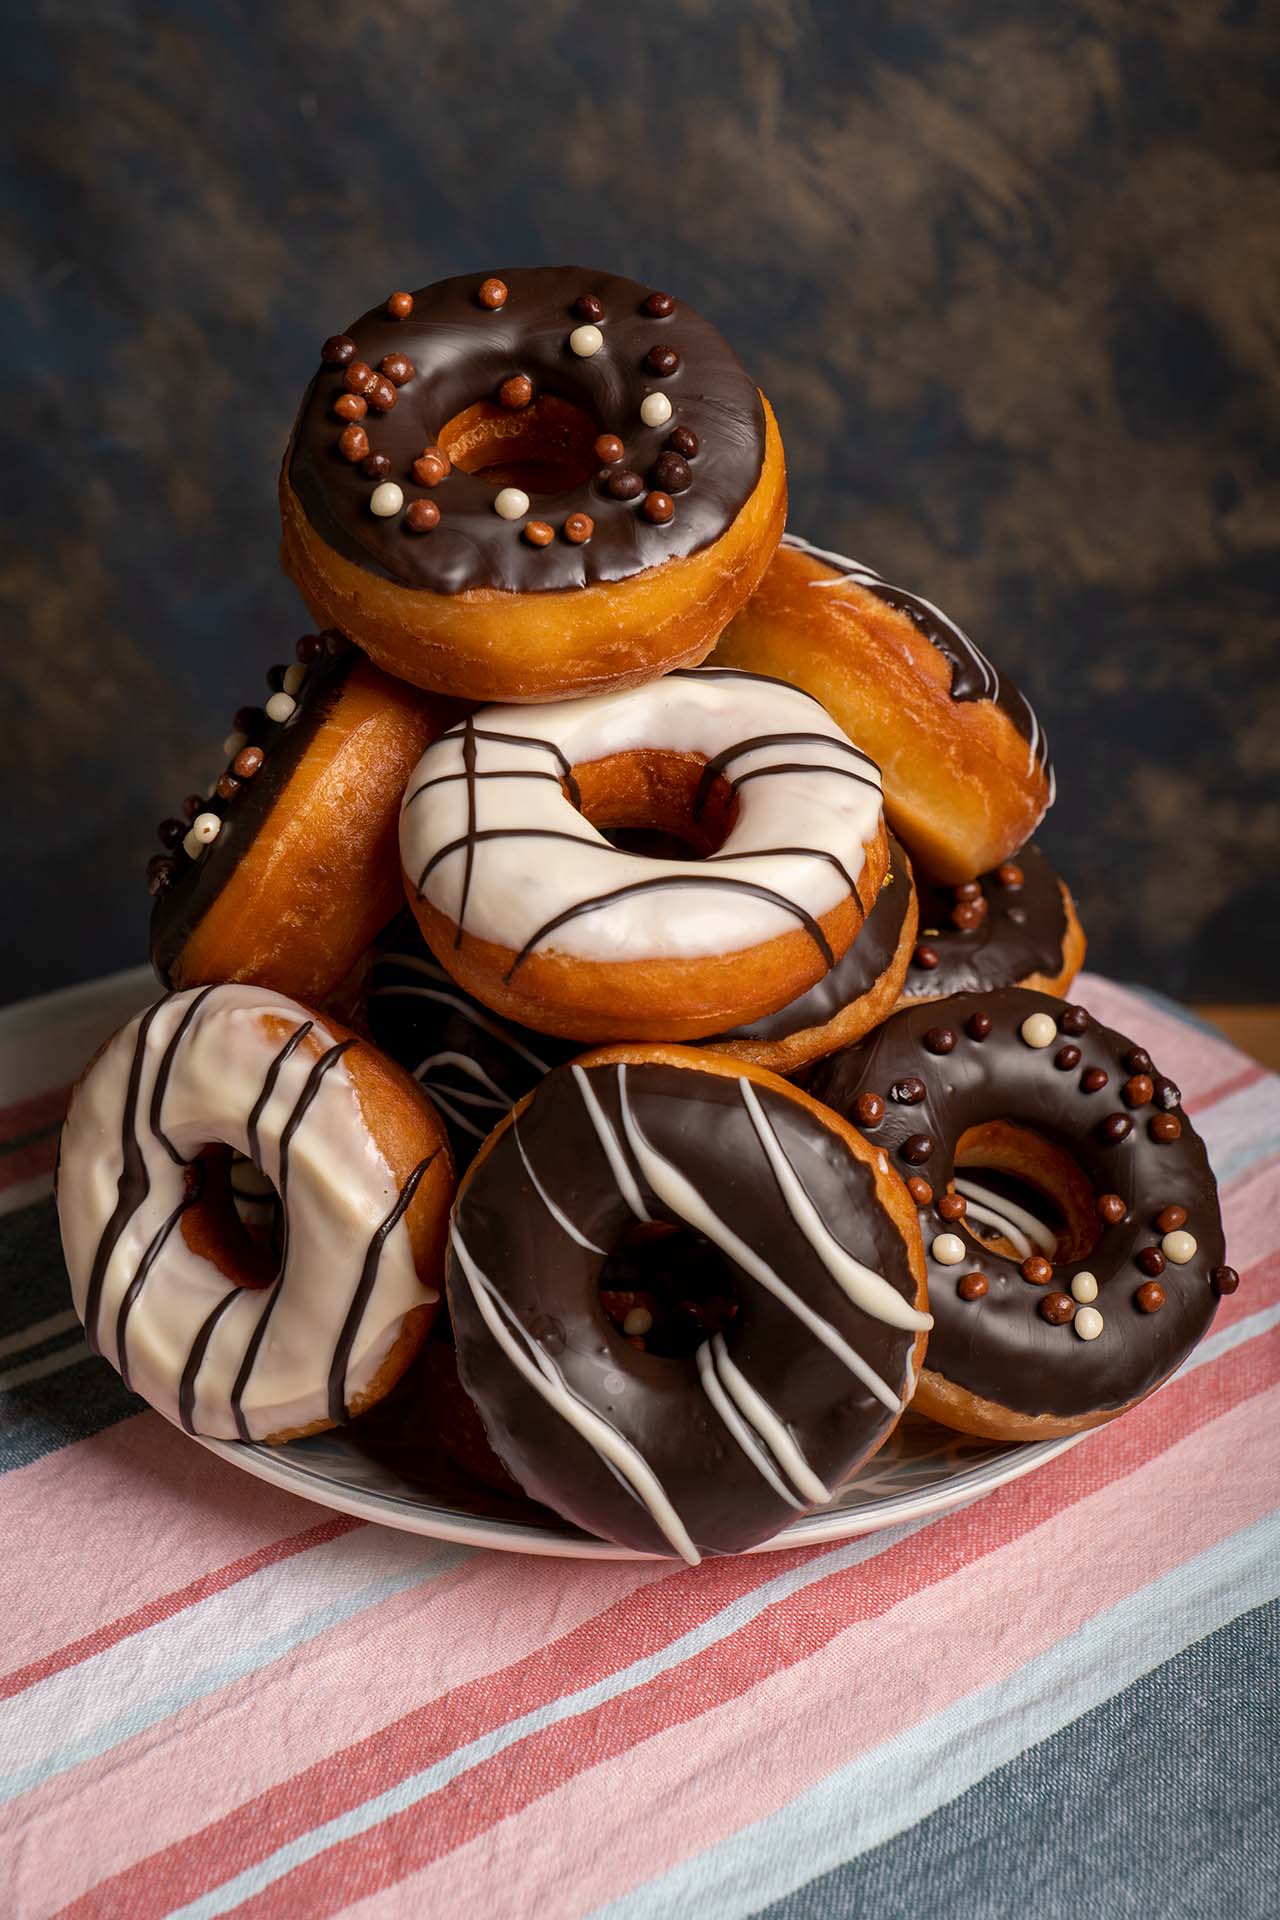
398,672,889,1042
151,636,452,1006
447,1043,930,1559
809,987,1227,1441
711,535,1053,883
58,985,454,1444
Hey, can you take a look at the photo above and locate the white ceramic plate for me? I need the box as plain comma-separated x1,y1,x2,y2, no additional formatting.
195,1412,1088,1560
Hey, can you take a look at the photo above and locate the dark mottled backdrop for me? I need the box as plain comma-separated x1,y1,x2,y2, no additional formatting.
3,0,1278,1004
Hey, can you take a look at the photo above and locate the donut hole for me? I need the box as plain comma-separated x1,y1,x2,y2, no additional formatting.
954,1120,1099,1264
598,1221,740,1359
178,1145,282,1287
571,749,738,862
437,394,601,495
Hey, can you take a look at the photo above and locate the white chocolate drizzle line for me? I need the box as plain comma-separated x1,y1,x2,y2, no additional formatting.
613,1066,902,1414
451,1226,700,1565
372,955,556,1072
514,1117,607,1255
953,1178,1057,1258
695,1342,808,1512
571,1064,651,1223
706,1334,830,1506
738,1078,932,1334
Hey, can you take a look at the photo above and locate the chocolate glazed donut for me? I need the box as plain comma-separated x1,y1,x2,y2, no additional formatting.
900,843,1085,1004
447,1048,930,1559
809,988,1229,1441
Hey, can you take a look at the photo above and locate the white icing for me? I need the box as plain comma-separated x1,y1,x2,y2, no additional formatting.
953,1177,1058,1258
399,670,883,964
613,1066,902,1414
450,1227,700,1564
58,986,435,1442
572,1064,651,1223
709,1335,830,1506
696,1341,807,1512
738,1079,931,1333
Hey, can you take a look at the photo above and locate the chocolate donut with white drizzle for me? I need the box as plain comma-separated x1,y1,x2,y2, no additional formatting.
447,1045,930,1560
58,985,452,1442
398,668,888,1043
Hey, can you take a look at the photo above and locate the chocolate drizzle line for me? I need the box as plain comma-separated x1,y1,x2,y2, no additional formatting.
325,1150,439,1426
287,267,766,597
692,731,879,817
781,533,1052,785
83,1000,165,1356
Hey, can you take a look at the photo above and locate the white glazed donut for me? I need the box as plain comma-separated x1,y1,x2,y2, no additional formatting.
58,984,453,1442
398,667,888,1042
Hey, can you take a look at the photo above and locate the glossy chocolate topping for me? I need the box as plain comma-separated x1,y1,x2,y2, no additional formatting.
782,534,1052,779
719,834,912,1044
901,843,1069,999
809,988,1224,1420
447,1058,924,1557
288,268,767,596
150,642,357,984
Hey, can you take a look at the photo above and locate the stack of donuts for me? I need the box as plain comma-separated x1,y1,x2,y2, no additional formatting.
58,268,1235,1563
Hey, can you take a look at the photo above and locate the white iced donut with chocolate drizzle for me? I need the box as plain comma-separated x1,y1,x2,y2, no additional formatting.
398,668,888,1042
57,985,453,1443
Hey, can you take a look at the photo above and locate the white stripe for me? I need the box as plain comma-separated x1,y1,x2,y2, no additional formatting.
696,1343,805,1512
598,1505,1280,1920
411,1053,511,1112
739,1079,931,1332
0,1309,79,1360
0,1529,468,1800
450,1228,698,1565
163,1522,932,1920
953,1179,1055,1258
514,1121,607,1255
711,1335,829,1506
573,1065,650,1222
0,1339,90,1394
615,1070,901,1414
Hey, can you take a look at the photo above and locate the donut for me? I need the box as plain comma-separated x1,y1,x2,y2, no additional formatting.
447,1045,930,1559
279,269,787,702
398,668,889,1043
149,631,449,1005
900,842,1085,1004
808,987,1228,1442
58,984,453,1443
711,533,1053,884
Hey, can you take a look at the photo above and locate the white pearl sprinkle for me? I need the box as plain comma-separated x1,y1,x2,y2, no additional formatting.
283,662,308,696
931,1233,967,1267
1021,1012,1058,1049
369,481,404,517
1074,1305,1104,1341
1162,1229,1198,1264
222,730,247,760
640,391,673,427
494,487,530,521
569,324,604,357
622,1307,653,1337
265,691,297,724
182,829,204,860
1071,1271,1099,1304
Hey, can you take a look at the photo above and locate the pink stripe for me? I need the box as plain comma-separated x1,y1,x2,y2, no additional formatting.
0,1514,364,1701
30,1551,667,1917
356,1369,1280,1920
0,1416,335,1667
64,1304,1276,1920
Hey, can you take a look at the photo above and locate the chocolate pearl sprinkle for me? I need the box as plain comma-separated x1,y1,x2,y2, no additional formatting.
1055,1044,1082,1071
181,794,205,822
478,278,508,310
891,1077,926,1105
1098,1113,1133,1145
1022,1255,1053,1286
344,360,376,396
937,1193,966,1221
563,512,594,545
649,452,692,494
913,944,941,972
1040,1291,1075,1326
605,468,644,501
499,374,533,410
380,352,415,386
524,520,555,547
1059,1006,1089,1036
1153,1077,1182,1111
965,1011,993,1041
1136,1246,1166,1277
954,880,982,901
233,746,264,778
361,452,392,482
321,334,356,366
646,345,680,375
215,772,240,801
901,1134,934,1165
958,1272,990,1302
996,862,1024,889
333,392,367,422
1125,1048,1154,1076
338,424,369,464
1081,1067,1108,1093
1122,1074,1154,1108
594,433,625,464
668,425,699,458
574,293,605,322
1212,1266,1240,1296
146,854,177,895
157,818,186,850
643,291,675,317
951,901,985,932
405,499,440,533
1155,1204,1188,1233
906,1176,933,1205
923,1026,956,1055
412,449,450,487
386,291,414,319
855,1092,885,1126
1097,1192,1127,1224
1135,1282,1166,1313
368,374,398,413
1150,1113,1183,1142
643,490,675,524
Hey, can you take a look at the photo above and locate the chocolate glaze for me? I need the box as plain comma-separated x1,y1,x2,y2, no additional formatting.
782,534,1052,781
288,269,766,596
720,834,911,1045
150,643,357,984
808,988,1224,1421
447,1058,922,1557
901,843,1069,999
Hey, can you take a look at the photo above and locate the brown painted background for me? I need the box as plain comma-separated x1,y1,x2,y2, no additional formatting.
4,0,1278,1005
